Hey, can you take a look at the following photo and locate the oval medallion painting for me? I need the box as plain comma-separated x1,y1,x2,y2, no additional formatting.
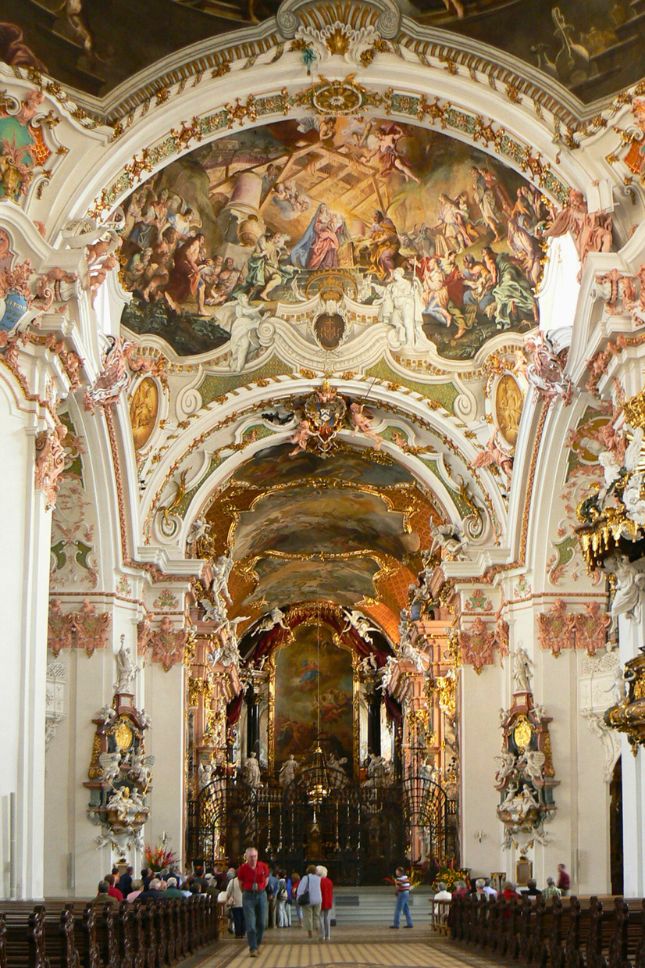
495,374,524,448
130,377,159,450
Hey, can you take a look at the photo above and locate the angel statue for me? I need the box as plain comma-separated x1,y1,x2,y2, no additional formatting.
512,647,533,694
210,553,233,605
279,754,299,788
429,521,469,560
343,608,379,644
518,749,545,785
495,750,517,785
99,751,122,786
608,555,645,629
128,751,155,789
251,607,289,636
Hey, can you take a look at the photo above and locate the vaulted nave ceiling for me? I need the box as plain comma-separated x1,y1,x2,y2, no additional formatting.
198,441,437,635
2,0,643,106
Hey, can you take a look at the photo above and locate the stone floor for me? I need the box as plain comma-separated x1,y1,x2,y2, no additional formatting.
198,926,499,968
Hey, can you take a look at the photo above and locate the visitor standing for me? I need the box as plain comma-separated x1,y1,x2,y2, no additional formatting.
276,875,289,927
297,864,322,939
267,868,279,928
237,846,270,958
291,872,303,927
390,866,413,929
557,863,570,896
317,865,334,942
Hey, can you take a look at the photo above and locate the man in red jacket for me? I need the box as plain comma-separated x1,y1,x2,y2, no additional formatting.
557,863,570,896
237,847,270,958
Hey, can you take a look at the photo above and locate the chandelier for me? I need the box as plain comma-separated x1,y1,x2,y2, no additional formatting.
306,611,331,819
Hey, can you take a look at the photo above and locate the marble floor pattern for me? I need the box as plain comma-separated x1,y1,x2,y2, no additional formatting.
198,927,501,968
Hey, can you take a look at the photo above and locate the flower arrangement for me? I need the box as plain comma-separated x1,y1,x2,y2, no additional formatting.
144,842,178,872
431,865,470,892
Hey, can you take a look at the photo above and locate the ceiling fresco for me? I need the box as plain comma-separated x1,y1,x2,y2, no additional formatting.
241,555,385,608
119,117,549,365
232,487,415,561
204,441,435,618
232,442,415,489
1,0,641,101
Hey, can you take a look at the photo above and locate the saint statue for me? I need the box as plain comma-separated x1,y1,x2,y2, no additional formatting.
242,752,262,789
512,647,533,694
114,638,138,694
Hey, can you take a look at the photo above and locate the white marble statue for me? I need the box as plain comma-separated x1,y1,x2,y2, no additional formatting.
198,762,214,790
114,640,139,694
108,786,147,825
623,470,645,527
96,705,116,723
279,754,299,788
518,749,545,784
499,782,539,824
128,751,155,789
343,608,380,644
187,515,208,547
99,751,122,786
358,653,379,676
607,664,635,705
378,655,398,693
210,553,233,605
242,752,262,788
494,751,517,785
512,647,533,693
429,521,469,560
251,607,289,636
609,555,645,628
199,597,228,625
420,758,440,783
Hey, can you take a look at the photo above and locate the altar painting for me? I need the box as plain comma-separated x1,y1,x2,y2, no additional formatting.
119,117,549,363
273,628,354,773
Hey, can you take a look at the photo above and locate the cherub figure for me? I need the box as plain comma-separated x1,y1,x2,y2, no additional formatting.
472,431,514,482
349,402,383,449
289,418,314,456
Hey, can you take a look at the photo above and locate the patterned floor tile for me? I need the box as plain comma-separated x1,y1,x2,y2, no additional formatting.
198,931,502,968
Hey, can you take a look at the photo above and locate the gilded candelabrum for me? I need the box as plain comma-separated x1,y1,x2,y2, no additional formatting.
604,651,645,753
575,388,645,571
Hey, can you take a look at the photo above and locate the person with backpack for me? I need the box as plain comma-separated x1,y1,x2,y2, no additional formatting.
296,864,322,939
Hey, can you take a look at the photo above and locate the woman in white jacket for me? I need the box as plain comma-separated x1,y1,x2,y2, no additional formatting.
296,865,322,939
225,870,245,938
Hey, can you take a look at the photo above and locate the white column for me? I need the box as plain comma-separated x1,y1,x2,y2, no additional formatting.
0,383,52,899
618,610,645,897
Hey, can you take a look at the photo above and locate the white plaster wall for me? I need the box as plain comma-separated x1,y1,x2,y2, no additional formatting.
44,648,114,897
145,664,185,866
460,664,505,877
